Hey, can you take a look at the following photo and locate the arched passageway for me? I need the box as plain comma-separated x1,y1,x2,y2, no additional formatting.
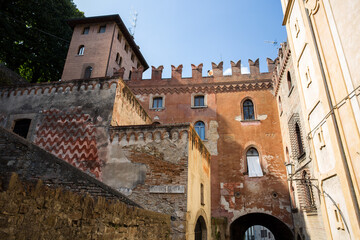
194,215,207,240
230,213,293,240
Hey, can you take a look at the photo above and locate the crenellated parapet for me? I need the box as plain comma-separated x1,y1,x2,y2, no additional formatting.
125,59,275,94
0,77,119,98
109,123,210,163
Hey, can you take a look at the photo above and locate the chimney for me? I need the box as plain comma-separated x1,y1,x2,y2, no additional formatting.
151,65,164,80
211,61,223,77
191,63,203,79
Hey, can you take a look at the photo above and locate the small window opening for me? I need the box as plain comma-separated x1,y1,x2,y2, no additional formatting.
99,25,106,33
295,123,304,157
194,95,205,107
117,32,122,41
78,45,85,55
195,121,205,140
124,44,128,53
287,71,292,91
128,70,132,80
243,99,255,120
131,53,135,62
13,119,31,138
152,97,163,109
200,183,205,205
82,27,89,35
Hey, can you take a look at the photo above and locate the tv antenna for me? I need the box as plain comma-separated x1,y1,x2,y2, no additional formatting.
129,10,138,37
264,40,279,48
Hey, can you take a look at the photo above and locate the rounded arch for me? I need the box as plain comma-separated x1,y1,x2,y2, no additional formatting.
194,120,206,140
242,144,264,176
230,213,293,240
240,97,256,120
78,45,85,55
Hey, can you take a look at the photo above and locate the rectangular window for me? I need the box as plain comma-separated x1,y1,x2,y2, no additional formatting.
194,96,205,107
99,25,106,33
117,32,122,42
152,97,163,109
201,183,205,205
82,27,90,35
131,53,135,62
124,44,129,53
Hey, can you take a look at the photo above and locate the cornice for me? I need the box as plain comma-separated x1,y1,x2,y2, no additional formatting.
128,80,273,95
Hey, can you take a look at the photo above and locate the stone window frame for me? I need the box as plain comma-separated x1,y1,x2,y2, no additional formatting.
200,183,205,206
149,94,165,111
240,97,257,121
242,145,264,176
288,113,306,161
191,93,207,109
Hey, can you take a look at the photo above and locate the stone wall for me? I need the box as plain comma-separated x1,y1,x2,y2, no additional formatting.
0,77,150,179
0,173,170,240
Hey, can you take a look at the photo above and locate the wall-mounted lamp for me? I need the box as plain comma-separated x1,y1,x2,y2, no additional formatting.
285,162,294,177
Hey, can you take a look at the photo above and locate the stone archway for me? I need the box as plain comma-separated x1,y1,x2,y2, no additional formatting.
230,213,293,240
194,215,207,240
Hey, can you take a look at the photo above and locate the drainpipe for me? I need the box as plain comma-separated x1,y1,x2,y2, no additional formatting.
304,7,360,226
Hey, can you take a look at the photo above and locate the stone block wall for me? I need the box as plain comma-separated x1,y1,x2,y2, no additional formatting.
0,173,170,240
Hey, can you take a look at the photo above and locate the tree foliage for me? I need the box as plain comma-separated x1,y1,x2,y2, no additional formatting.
0,0,84,83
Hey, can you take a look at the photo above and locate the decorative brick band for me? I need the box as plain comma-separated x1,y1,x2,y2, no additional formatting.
129,80,272,95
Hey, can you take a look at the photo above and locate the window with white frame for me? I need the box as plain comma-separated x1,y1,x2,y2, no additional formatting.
246,147,263,177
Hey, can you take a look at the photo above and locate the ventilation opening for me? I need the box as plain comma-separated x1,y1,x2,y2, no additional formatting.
13,119,31,138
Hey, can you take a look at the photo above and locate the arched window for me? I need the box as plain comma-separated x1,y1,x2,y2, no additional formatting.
84,66,92,79
246,147,263,177
243,99,255,120
78,45,85,55
287,71,292,91
295,123,304,157
195,121,205,140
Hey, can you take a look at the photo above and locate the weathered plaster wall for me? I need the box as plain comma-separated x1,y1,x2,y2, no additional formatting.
105,124,191,240
0,78,151,179
273,42,327,239
187,125,212,240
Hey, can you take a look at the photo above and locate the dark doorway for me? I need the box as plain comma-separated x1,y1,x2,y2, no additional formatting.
230,213,293,240
12,119,31,138
195,216,207,240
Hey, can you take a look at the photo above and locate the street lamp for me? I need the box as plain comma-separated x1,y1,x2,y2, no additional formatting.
285,162,294,177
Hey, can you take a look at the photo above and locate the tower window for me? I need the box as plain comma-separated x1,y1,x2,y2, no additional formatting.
200,183,205,205
194,95,205,107
128,70,132,80
152,97,163,109
124,44,129,53
246,147,263,177
287,71,292,91
99,25,106,33
13,119,31,138
243,99,255,120
82,27,89,35
115,53,122,65
131,53,135,62
84,66,92,79
195,121,205,140
78,45,85,55
117,33,122,41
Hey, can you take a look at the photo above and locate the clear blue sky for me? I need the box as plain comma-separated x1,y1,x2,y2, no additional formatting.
73,0,286,78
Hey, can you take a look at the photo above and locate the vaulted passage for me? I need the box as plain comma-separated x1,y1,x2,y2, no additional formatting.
230,213,293,240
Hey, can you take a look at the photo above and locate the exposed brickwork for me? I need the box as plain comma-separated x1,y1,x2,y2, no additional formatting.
288,113,306,160
0,173,170,240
